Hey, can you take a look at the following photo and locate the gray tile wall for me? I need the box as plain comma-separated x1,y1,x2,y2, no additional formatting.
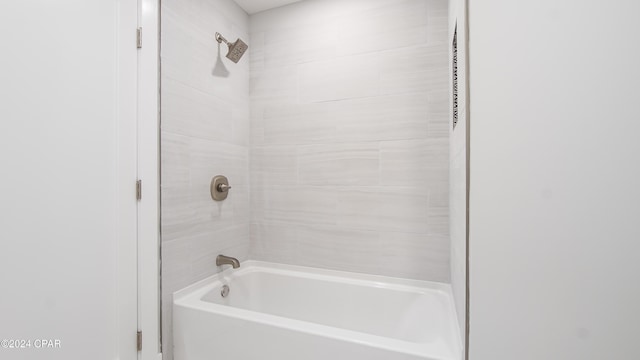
160,0,250,358
249,0,450,281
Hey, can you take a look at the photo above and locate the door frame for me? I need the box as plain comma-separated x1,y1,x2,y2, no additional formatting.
137,0,161,359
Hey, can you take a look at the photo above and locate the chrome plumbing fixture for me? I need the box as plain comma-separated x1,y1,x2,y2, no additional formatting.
221,285,230,298
215,32,249,63
211,175,231,201
216,254,240,269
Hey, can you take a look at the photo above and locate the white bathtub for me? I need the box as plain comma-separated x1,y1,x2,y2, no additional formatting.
173,261,462,360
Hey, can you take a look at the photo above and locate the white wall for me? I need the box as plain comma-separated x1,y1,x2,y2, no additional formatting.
160,0,250,358
0,1,137,359
449,0,467,350
468,0,640,359
249,0,451,281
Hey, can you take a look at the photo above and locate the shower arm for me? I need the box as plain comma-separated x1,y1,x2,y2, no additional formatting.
215,32,230,46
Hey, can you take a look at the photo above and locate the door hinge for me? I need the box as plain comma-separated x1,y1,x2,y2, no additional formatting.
136,180,142,201
137,331,142,351
136,27,143,49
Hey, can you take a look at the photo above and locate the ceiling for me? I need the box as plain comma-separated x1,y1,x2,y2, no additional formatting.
234,0,302,14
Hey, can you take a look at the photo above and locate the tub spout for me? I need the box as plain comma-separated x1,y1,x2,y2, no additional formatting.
216,254,240,269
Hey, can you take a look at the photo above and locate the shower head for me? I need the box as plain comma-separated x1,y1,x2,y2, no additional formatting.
215,32,248,63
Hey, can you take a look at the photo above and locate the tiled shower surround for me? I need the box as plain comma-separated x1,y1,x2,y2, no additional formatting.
249,0,450,280
162,0,449,357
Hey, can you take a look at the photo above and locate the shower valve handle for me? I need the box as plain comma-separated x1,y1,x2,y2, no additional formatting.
217,183,232,192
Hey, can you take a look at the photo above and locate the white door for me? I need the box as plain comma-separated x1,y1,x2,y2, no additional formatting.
0,1,139,359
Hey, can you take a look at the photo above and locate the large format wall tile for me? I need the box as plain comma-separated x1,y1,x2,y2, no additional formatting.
298,53,380,102
380,139,449,187
379,45,449,96
263,102,335,144
162,77,234,142
379,231,449,281
253,186,339,226
333,94,430,142
298,143,380,186
250,145,298,186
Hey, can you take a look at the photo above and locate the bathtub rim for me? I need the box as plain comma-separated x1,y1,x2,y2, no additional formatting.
174,260,455,299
